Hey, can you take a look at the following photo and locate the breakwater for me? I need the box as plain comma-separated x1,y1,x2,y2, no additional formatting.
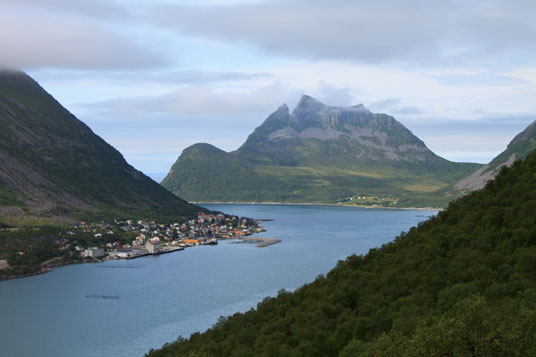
233,237,281,247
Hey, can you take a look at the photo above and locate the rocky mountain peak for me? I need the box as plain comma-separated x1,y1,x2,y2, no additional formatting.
292,95,326,115
509,119,536,146
291,95,371,124
277,103,290,112
165,93,482,206
350,103,371,112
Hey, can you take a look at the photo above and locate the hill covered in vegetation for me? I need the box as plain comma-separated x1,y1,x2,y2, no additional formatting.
149,151,536,356
0,70,203,224
162,96,481,208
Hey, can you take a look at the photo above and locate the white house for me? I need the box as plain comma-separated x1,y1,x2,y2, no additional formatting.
146,241,159,254
84,247,105,258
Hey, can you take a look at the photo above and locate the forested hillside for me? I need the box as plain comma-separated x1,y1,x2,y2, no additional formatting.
148,151,536,356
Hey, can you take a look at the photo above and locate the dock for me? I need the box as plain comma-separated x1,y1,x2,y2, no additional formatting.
234,237,281,247
107,246,184,260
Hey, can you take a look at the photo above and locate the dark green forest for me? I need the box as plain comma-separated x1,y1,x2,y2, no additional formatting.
148,151,536,356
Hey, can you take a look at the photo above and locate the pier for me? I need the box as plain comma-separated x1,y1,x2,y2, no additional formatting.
233,237,281,247
108,246,184,260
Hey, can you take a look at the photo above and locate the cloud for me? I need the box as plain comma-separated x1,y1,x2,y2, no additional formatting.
410,115,536,132
80,80,368,123
84,83,300,119
3,0,534,174
5,0,536,71
504,67,536,85
368,98,425,116
314,83,356,107
431,73,531,86
404,115,536,162
148,70,270,84
0,0,127,19
0,3,167,70
32,69,271,86
149,0,536,67
108,137,242,156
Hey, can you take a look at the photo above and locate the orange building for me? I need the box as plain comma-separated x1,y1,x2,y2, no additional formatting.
229,230,244,236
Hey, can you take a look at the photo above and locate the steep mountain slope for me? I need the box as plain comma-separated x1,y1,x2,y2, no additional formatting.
0,70,202,223
163,143,295,202
455,119,536,191
162,95,481,206
238,96,446,167
149,148,536,357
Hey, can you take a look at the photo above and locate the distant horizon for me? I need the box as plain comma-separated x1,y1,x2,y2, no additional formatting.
92,90,528,176
1,0,534,173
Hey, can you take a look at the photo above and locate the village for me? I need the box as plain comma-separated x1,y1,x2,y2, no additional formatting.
55,213,270,264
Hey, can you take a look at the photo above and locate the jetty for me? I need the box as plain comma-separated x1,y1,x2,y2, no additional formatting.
107,246,184,260
232,237,281,247
85,295,120,300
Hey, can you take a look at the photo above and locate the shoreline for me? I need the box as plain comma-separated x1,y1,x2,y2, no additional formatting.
0,246,187,281
1,235,263,281
0,259,85,281
0,268,50,281
1,203,437,281
193,201,442,211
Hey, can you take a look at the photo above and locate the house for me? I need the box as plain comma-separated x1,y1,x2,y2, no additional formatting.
108,251,131,259
84,247,105,258
132,238,144,246
146,241,159,254
198,214,216,223
183,238,200,245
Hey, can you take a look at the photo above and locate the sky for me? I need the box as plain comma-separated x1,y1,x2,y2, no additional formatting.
3,0,536,179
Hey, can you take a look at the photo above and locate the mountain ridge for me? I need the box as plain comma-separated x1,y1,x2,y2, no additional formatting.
0,70,203,223
162,96,481,207
455,119,536,192
236,95,432,166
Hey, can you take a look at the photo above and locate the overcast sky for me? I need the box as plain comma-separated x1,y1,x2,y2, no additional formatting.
3,0,536,178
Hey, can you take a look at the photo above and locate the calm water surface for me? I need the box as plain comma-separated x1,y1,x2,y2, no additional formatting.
0,204,436,357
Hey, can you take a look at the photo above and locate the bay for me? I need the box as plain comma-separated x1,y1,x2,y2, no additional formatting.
0,204,436,357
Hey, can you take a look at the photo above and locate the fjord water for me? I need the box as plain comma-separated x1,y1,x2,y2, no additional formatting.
0,204,436,357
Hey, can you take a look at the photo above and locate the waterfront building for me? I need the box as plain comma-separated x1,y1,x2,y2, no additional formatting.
146,241,159,254
84,247,105,258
